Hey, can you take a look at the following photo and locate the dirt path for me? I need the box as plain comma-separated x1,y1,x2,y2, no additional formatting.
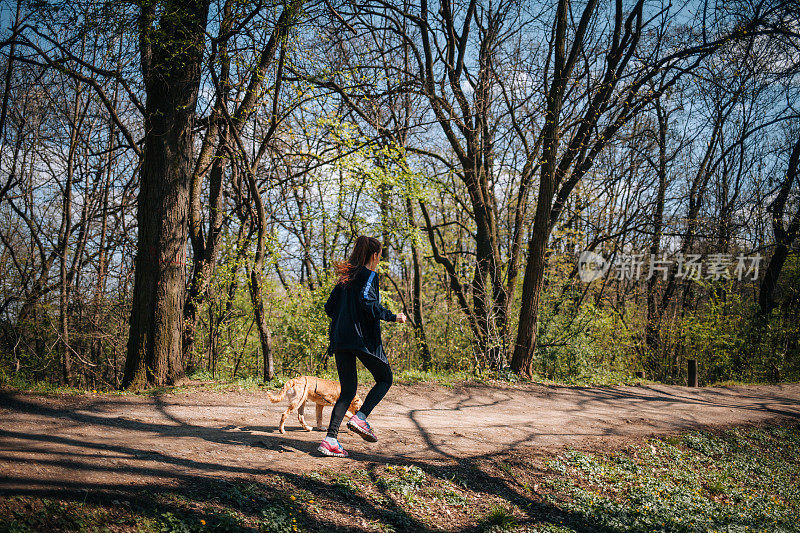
1,382,799,496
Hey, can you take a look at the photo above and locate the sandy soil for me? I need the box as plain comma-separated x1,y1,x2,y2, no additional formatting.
1,382,799,497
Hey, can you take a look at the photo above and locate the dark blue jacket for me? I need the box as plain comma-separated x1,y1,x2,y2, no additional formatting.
325,265,396,363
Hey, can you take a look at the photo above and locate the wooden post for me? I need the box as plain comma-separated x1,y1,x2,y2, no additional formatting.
688,359,698,387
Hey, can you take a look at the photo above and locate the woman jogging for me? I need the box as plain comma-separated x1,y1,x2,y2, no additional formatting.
318,235,407,458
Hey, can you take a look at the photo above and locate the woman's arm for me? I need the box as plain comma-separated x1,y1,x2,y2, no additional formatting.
324,284,342,318
358,272,397,322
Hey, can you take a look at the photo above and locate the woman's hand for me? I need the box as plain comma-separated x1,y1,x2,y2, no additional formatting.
395,312,408,324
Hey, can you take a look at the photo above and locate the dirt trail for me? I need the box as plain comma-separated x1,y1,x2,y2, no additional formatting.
1,382,799,496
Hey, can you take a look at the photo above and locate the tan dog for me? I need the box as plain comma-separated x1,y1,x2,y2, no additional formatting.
268,376,363,434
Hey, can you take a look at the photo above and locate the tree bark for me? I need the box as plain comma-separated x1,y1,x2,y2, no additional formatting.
645,98,669,372
123,0,211,389
510,0,573,378
183,138,227,372
759,132,800,314
406,198,432,369
245,161,275,381
58,82,84,386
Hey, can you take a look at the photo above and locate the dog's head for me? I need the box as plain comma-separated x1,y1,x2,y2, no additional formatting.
351,395,364,412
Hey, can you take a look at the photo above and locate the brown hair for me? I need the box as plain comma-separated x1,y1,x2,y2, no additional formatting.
333,235,382,284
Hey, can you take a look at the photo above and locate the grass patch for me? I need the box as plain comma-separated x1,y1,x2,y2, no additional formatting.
542,426,800,532
376,465,426,496
483,504,519,531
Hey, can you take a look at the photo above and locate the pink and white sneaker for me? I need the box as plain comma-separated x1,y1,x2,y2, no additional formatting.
347,415,378,442
318,439,349,457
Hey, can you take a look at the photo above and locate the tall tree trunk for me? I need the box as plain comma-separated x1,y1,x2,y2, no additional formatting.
645,99,669,373
759,133,800,315
510,183,556,378
250,250,274,381
501,154,541,366
246,168,275,380
184,142,227,373
59,81,85,386
58,135,75,386
95,159,111,382
510,0,571,378
471,197,494,365
759,243,793,314
406,198,432,369
123,0,211,389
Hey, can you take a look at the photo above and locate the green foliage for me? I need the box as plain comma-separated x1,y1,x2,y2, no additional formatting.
0,499,114,532
270,279,335,376
180,224,479,384
377,465,427,497
153,511,194,532
679,288,747,384
258,503,295,533
5,207,799,391
535,289,640,384
677,270,800,385
546,426,800,532
148,509,249,532
431,486,468,506
483,505,518,531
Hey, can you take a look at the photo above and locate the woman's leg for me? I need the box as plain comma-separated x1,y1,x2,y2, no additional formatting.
354,353,393,417
326,350,358,439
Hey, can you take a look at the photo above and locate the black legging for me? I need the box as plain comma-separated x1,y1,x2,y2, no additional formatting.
327,349,393,439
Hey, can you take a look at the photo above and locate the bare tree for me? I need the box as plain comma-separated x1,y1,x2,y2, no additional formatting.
760,131,800,314
511,0,778,377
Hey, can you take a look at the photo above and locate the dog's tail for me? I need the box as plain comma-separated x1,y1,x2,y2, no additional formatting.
267,379,296,403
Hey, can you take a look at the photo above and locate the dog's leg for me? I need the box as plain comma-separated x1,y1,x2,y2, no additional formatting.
297,402,313,431
296,378,313,431
315,403,324,430
278,385,300,434
279,409,290,434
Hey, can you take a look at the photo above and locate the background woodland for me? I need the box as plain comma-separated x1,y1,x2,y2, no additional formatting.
0,0,798,390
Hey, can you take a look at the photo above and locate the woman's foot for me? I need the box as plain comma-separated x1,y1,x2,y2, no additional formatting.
318,437,348,457
347,413,377,442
